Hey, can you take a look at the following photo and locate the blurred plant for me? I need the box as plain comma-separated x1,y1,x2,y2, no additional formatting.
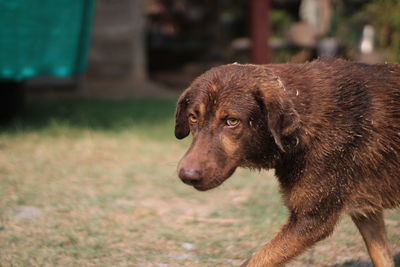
336,0,400,62
270,9,294,39
363,0,400,62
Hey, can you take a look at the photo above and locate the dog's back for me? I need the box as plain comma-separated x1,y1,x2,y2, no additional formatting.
269,59,400,214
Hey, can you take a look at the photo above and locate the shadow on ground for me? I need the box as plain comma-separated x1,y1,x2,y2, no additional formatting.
331,252,400,267
0,98,177,135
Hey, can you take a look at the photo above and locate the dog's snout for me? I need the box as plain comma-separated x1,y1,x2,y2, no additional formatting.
179,168,202,185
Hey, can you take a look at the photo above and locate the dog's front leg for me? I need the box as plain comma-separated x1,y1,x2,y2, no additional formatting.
241,211,340,267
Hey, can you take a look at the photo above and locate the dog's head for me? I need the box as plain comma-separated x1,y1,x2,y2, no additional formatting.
175,64,299,191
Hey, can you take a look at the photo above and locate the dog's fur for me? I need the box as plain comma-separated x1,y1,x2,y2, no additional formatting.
175,58,400,267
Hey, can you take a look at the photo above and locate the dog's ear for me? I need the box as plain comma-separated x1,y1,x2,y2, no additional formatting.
175,89,191,139
266,97,299,152
257,69,300,152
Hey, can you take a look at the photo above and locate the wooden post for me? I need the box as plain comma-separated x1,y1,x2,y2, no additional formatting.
250,0,271,64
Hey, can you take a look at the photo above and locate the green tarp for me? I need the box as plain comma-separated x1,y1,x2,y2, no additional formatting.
0,0,95,80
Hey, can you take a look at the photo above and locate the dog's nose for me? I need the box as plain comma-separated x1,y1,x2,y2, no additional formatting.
179,168,202,185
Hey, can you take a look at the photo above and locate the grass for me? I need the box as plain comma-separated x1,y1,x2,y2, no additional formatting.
0,98,399,266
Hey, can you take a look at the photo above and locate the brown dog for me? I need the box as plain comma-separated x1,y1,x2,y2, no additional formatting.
174,58,400,267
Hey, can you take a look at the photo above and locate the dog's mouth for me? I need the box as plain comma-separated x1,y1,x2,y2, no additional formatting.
192,181,221,191
190,168,238,191
181,175,230,191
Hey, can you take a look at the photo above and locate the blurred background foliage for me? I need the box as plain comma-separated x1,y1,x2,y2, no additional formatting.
361,0,400,62
269,0,400,63
146,0,400,69
318,0,400,62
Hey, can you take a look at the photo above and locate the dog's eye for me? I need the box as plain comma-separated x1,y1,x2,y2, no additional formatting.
226,118,240,127
188,114,198,123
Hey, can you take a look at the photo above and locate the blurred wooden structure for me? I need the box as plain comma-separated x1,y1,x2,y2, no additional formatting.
250,0,271,64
